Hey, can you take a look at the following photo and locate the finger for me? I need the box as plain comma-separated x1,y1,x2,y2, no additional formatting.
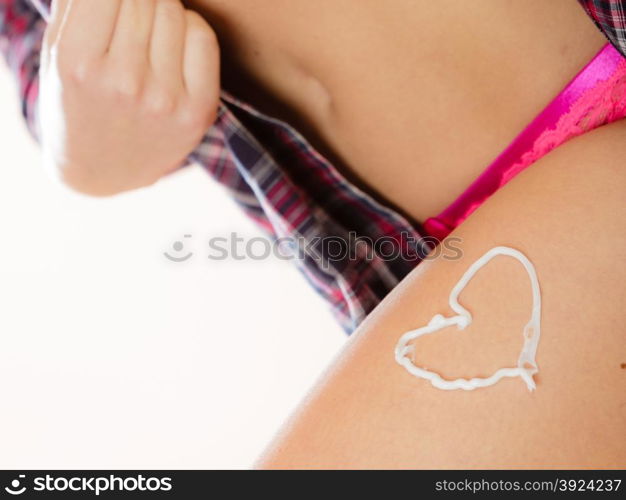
43,0,71,59
109,0,156,69
150,0,186,91
183,10,220,103
57,0,123,58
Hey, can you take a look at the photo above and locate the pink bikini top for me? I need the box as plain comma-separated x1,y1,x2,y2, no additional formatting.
423,43,626,240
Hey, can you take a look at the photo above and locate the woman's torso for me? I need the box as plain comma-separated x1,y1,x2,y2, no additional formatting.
184,0,606,222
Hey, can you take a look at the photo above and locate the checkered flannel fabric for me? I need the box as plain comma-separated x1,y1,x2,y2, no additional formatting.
578,0,626,57
1,0,431,333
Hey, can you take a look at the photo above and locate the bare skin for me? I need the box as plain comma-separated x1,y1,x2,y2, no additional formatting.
41,0,219,196
257,120,626,469
185,0,605,221
38,0,624,467
176,1,625,467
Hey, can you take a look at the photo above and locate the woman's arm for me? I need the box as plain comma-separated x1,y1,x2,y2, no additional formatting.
257,120,626,469
40,0,222,196
2,0,220,196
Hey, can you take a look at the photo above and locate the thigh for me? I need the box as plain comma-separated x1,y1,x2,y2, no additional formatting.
257,120,626,469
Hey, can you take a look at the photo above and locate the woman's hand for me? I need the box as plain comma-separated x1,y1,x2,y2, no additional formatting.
39,0,220,196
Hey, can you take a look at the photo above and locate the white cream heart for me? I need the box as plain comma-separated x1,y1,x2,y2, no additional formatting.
394,246,542,391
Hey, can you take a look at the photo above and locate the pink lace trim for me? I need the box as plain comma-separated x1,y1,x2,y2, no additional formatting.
503,57,626,185
424,43,626,240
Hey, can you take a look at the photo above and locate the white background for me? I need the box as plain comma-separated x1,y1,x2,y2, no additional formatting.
0,66,344,469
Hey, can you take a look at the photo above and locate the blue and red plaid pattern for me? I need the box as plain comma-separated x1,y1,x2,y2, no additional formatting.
1,0,431,333
579,0,626,57
5,1,624,332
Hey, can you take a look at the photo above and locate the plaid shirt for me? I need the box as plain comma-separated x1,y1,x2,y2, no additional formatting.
2,1,625,332
578,0,626,57
1,0,433,333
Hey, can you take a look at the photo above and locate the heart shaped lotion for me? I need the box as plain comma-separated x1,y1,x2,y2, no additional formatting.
394,246,542,391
